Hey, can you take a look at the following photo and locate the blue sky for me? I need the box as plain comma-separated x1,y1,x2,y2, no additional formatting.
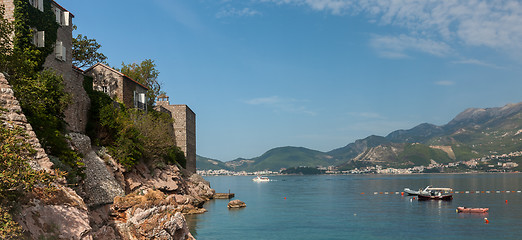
65,0,522,161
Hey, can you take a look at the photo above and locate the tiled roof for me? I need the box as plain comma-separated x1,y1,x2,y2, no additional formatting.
52,1,75,18
72,65,84,73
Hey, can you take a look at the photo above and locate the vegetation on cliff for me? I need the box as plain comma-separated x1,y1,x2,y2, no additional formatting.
1,1,83,184
0,122,57,239
83,76,186,169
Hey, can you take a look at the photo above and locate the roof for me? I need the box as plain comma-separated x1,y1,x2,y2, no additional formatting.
52,1,75,18
84,62,149,90
72,65,84,73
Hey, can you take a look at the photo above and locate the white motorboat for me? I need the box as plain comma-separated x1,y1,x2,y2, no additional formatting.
252,176,270,182
403,186,432,195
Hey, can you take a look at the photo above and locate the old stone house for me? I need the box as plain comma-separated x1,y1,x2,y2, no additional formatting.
156,94,196,173
2,0,196,173
1,0,90,133
84,62,148,110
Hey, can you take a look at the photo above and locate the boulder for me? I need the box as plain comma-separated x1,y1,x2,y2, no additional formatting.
227,200,246,208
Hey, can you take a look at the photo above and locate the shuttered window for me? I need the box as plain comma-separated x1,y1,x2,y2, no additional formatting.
54,7,61,24
36,31,45,47
55,41,66,61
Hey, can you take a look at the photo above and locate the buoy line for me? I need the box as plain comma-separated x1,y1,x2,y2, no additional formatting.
363,190,522,195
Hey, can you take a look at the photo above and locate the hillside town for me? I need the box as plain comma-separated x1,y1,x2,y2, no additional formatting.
197,151,522,176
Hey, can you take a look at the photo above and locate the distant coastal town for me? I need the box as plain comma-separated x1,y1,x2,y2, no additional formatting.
198,151,522,176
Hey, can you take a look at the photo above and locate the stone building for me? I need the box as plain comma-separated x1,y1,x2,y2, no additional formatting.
156,94,196,173
84,62,148,110
1,0,90,133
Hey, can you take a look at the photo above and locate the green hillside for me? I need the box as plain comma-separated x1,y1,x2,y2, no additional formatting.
227,146,338,172
197,102,522,172
196,155,231,170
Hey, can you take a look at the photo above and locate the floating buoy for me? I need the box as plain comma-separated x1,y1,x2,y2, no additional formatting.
361,192,365,194
413,197,416,200
505,200,508,204
401,192,404,196
484,218,489,224
284,197,286,200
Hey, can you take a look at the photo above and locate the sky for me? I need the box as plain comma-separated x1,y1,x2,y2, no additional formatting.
64,0,522,161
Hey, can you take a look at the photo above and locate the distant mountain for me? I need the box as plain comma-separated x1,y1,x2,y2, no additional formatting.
197,102,522,172
196,155,231,170
224,146,340,172
334,102,522,169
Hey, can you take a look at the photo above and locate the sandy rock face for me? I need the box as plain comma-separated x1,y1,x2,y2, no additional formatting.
110,190,195,239
16,185,93,240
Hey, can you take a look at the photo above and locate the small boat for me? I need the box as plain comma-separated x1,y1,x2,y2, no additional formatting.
404,186,432,196
252,176,270,182
417,187,453,201
457,207,489,213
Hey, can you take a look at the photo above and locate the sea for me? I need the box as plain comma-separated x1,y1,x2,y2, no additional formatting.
186,173,522,240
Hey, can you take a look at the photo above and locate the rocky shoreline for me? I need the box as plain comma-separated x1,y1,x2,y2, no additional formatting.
1,73,214,239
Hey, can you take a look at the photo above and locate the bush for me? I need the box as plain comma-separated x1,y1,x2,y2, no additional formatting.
84,75,187,169
0,123,56,238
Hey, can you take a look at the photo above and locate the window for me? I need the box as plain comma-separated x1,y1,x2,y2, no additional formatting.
54,7,61,25
30,0,44,11
134,91,147,110
63,11,70,26
54,7,70,26
55,41,66,61
32,29,45,47
101,86,109,94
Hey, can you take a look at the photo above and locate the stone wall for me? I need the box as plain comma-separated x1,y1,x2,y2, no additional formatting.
42,3,73,85
172,105,196,173
85,63,148,109
121,75,147,109
0,73,53,171
0,0,15,22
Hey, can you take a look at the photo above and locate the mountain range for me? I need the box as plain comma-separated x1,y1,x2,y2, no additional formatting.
197,102,522,172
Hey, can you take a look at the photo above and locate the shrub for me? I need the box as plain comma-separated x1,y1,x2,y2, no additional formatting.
0,123,55,238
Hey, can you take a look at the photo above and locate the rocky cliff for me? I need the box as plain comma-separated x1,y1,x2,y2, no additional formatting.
1,73,214,239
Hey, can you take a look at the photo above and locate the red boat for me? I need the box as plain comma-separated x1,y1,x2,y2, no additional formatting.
457,207,489,213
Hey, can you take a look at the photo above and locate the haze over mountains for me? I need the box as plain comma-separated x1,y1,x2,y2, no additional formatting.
197,102,522,172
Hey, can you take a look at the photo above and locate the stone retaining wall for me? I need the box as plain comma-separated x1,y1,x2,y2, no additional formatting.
0,73,53,171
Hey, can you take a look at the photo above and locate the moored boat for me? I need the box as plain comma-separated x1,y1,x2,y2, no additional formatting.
404,186,431,196
417,187,453,201
457,207,489,213
252,176,270,182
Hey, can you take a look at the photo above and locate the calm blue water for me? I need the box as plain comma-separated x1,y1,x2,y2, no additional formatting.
186,174,522,239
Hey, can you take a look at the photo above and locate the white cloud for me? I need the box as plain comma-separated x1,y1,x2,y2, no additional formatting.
370,34,452,58
451,58,505,69
434,81,455,86
348,112,385,119
245,96,282,105
258,0,522,59
216,7,261,18
245,96,316,115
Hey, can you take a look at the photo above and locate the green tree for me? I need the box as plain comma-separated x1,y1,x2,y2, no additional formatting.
0,5,13,72
72,26,107,69
118,59,165,106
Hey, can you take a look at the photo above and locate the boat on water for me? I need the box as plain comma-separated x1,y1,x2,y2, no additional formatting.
417,187,453,201
457,207,489,213
404,186,432,196
252,176,270,182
